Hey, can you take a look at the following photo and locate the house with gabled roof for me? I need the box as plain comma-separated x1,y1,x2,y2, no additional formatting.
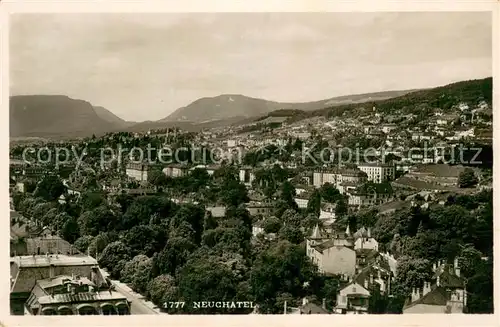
334,282,370,314
353,227,379,252
403,258,466,314
306,225,356,276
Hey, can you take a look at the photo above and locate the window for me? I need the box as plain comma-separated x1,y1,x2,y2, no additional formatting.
352,287,357,293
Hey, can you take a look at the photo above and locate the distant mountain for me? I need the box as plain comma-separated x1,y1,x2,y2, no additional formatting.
10,78,490,138
9,95,127,137
162,90,416,123
93,106,135,127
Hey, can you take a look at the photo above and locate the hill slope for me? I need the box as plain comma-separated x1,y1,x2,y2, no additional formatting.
162,90,416,123
93,106,135,127
278,77,493,122
9,95,124,137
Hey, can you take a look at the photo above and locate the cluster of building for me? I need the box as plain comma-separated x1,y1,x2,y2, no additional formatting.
11,254,131,316
287,223,467,315
10,208,133,316
8,98,490,316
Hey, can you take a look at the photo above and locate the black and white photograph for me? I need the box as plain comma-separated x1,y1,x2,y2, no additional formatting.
6,7,495,320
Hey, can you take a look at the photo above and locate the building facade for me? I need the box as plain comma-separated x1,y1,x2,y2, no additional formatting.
357,163,395,183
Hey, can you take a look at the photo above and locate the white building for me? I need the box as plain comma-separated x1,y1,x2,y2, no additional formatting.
125,163,149,182
306,226,356,277
357,162,395,183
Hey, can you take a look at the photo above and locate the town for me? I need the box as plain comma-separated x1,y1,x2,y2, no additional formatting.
9,77,493,315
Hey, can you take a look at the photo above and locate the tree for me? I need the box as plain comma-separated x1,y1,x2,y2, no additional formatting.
250,241,318,313
33,175,66,201
74,235,94,253
319,277,341,311
319,183,341,203
279,225,304,244
98,241,132,279
176,254,250,314
32,202,53,225
24,180,38,193
61,217,80,244
153,237,197,276
458,168,478,188
77,205,119,237
122,255,154,293
203,211,218,231
457,244,483,279
147,274,179,307
115,193,134,213
306,190,321,217
262,216,282,234
393,256,432,296
88,232,114,257
280,181,298,211
335,198,348,217
169,204,205,244
219,179,249,207
52,212,72,232
81,192,106,211
148,169,168,186
122,196,177,230
466,257,493,313
281,209,302,227
42,207,59,228
301,213,321,234
123,224,168,257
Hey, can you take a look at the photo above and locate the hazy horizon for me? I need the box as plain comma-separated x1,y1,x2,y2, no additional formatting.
10,12,492,121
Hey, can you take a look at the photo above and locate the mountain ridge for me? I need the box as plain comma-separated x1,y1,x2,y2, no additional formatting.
9,78,491,138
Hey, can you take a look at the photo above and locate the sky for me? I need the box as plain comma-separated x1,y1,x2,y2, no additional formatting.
10,12,492,122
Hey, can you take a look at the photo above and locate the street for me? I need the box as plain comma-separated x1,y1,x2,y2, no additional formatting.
102,269,162,315
111,280,161,314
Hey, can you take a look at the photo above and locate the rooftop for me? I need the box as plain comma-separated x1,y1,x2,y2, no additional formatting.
13,255,98,268
313,240,352,253
37,275,95,290
411,164,466,178
299,302,330,314
358,162,394,168
37,290,128,305
206,206,226,218
403,286,448,310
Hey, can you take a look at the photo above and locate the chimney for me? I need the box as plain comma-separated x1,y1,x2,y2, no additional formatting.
364,279,369,289
322,298,326,310
411,288,420,303
302,297,308,306
367,227,371,238
454,258,460,277
369,274,373,284
423,282,431,296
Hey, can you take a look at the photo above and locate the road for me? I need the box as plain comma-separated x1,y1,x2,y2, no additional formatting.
111,281,161,314
102,270,162,315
